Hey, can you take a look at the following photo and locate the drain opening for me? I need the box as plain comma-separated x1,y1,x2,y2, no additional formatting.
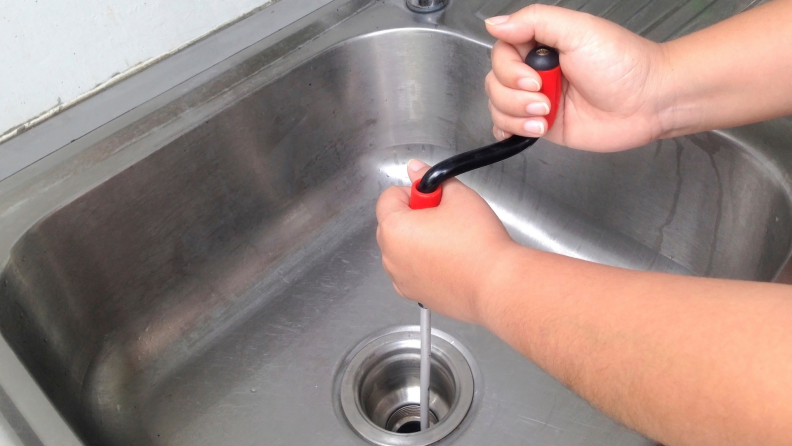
339,326,476,446
387,405,438,433
359,345,457,433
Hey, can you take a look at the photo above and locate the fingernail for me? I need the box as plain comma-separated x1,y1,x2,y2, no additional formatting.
517,78,541,91
408,159,428,171
524,120,545,135
526,102,550,115
499,128,506,140
484,15,510,25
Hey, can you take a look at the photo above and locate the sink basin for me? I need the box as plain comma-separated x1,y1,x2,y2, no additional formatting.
2,0,791,445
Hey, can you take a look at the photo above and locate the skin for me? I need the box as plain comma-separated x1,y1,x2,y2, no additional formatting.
485,0,792,150
376,1,792,445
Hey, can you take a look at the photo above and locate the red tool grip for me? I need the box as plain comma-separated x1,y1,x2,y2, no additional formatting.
410,180,442,210
538,65,561,130
526,45,562,130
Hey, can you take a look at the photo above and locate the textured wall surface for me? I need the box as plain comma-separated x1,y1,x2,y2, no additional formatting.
0,0,274,140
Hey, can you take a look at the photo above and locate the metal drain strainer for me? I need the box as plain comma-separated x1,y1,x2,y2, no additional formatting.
338,326,477,446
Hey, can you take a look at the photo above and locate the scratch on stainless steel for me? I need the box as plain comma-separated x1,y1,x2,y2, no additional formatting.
1,0,791,445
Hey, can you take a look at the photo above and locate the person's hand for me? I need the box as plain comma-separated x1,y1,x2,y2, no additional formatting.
485,4,674,152
375,159,516,325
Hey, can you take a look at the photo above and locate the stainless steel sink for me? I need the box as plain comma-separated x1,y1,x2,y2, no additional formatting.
2,0,791,445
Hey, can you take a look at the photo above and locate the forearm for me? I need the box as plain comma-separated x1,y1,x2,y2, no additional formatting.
659,0,792,137
478,245,792,446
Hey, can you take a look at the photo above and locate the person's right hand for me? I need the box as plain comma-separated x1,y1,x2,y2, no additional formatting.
485,5,675,152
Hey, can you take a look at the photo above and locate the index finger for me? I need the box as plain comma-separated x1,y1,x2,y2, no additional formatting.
484,4,573,51
491,40,541,92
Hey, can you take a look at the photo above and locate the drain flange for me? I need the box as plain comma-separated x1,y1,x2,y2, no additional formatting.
338,326,476,446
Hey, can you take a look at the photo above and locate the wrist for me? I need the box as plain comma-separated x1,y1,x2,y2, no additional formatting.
655,40,704,139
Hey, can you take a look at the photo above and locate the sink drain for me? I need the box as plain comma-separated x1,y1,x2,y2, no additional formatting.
387,405,438,433
338,326,477,446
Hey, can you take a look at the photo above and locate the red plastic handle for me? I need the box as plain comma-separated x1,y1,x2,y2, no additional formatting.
410,180,442,209
538,65,561,130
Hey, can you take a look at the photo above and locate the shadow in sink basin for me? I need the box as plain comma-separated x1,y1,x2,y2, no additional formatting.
1,18,791,446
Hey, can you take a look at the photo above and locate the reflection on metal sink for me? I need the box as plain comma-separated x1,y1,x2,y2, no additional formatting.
1,0,791,445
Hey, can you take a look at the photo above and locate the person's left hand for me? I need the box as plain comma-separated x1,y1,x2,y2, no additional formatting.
375,159,516,325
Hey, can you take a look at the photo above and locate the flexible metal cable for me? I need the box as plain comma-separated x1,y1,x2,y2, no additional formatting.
419,303,431,430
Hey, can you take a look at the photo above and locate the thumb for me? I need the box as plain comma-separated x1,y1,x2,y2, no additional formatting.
406,158,465,194
407,158,431,184
484,4,579,51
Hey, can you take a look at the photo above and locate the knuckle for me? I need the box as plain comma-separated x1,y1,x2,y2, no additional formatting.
523,3,540,20
375,186,397,220
378,216,398,242
491,43,506,65
378,219,390,240
498,117,519,135
490,108,507,127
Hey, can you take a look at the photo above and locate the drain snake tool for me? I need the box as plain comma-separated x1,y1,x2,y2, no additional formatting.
408,45,561,431
419,302,431,430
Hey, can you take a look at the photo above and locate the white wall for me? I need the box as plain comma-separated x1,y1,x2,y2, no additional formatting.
0,0,275,141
